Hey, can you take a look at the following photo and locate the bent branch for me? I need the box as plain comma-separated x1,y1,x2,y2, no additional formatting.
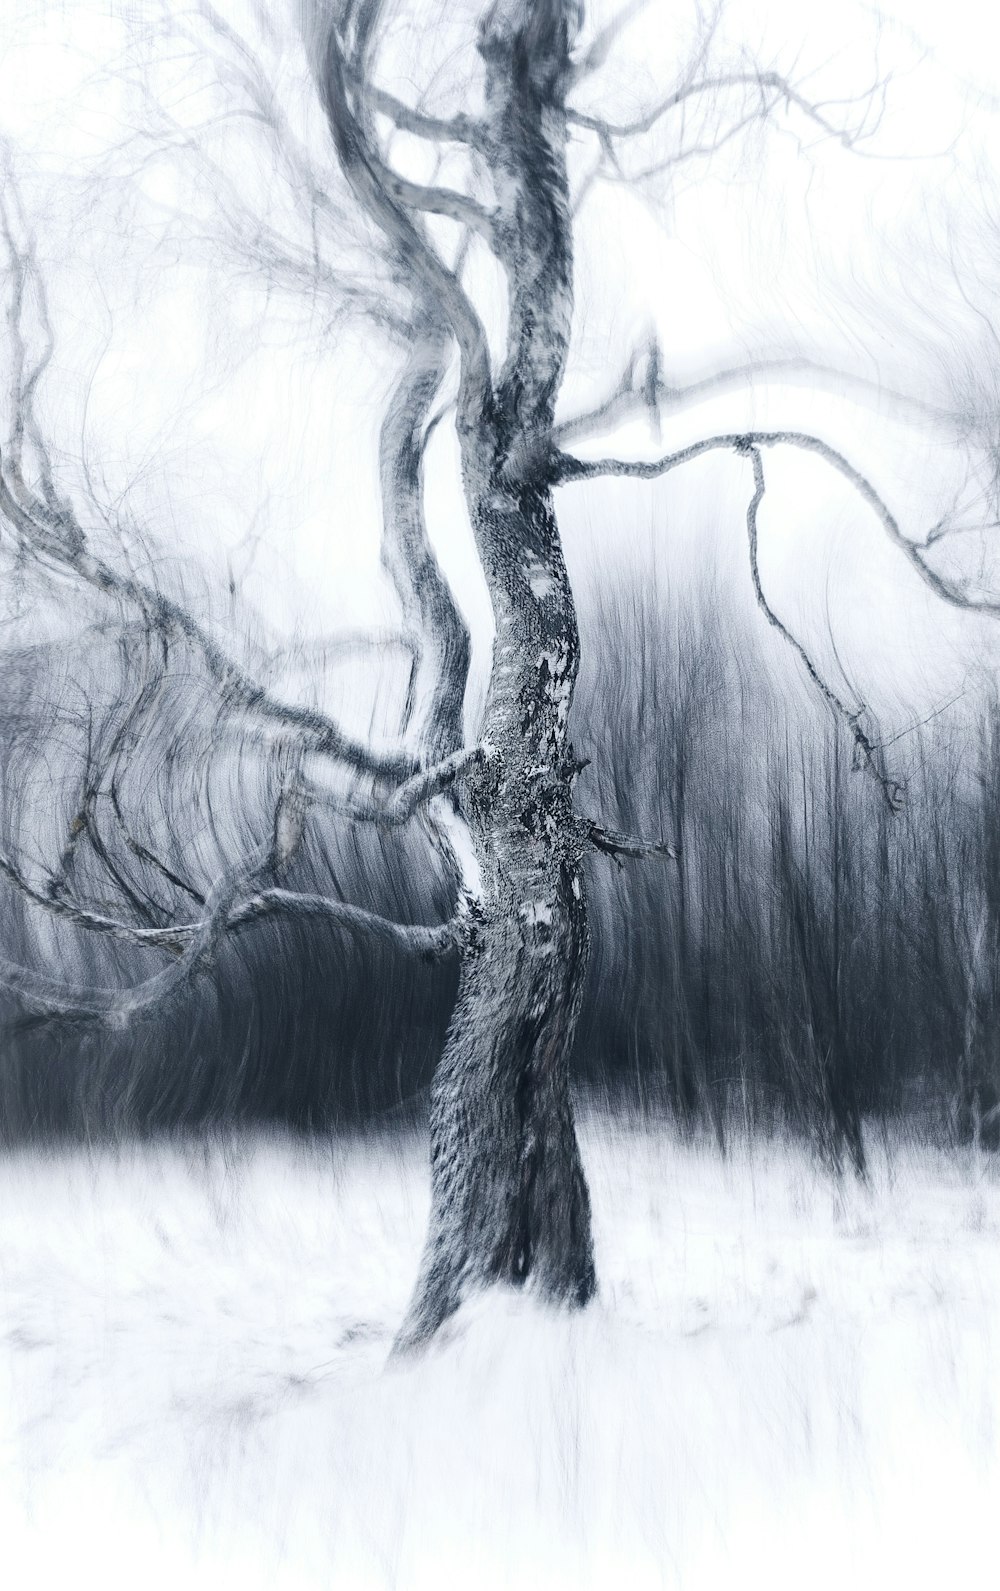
0,839,274,1021
353,745,485,824
378,311,471,756
555,428,976,806
308,6,493,430
0,843,458,1002
554,427,1000,618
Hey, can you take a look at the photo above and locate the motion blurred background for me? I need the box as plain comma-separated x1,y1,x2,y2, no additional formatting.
2,0,1000,1161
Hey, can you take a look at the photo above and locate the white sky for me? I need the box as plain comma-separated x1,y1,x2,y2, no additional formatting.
2,0,1000,748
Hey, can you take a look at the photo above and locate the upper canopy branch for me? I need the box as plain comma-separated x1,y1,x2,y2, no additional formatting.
310,4,493,427
553,428,1000,618
552,346,956,452
554,426,1000,807
568,67,884,151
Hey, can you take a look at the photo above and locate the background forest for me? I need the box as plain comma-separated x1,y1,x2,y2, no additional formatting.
3,543,995,1168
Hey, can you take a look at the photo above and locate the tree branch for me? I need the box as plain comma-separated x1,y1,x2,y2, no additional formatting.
555,427,1000,618
377,312,470,756
552,351,954,452
554,425,1000,808
312,744,485,826
344,67,486,149
0,464,415,781
0,839,273,1021
382,171,495,240
0,182,417,785
366,742,484,822
0,842,459,1018
110,786,207,907
742,445,904,811
0,846,192,954
570,0,652,84
110,7,410,341
584,821,679,863
307,7,493,432
221,889,458,959
568,67,883,151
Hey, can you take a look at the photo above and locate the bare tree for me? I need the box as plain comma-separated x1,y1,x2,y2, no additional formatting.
0,0,993,1350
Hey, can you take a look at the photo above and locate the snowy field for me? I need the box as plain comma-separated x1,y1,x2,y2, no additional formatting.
2,1111,999,1591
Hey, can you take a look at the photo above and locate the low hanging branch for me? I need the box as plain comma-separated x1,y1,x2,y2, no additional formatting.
0,836,276,1022
0,800,459,1024
0,161,465,1013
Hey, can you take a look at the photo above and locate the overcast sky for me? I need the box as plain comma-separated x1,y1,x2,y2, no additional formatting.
2,0,1000,751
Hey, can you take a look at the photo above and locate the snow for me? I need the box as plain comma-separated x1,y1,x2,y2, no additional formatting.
523,561,558,601
2,1114,1000,1590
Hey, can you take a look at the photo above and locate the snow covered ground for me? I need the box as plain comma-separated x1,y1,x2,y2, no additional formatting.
2,1112,999,1590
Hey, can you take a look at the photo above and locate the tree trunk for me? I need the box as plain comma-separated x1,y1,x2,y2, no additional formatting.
391,1,597,1350
395,487,596,1350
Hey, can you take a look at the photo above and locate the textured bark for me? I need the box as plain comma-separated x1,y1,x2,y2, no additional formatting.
395,495,596,1346
393,0,596,1348
307,0,600,1349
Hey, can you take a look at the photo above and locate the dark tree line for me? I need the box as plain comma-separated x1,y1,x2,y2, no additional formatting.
3,551,997,1169
575,562,1000,1166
